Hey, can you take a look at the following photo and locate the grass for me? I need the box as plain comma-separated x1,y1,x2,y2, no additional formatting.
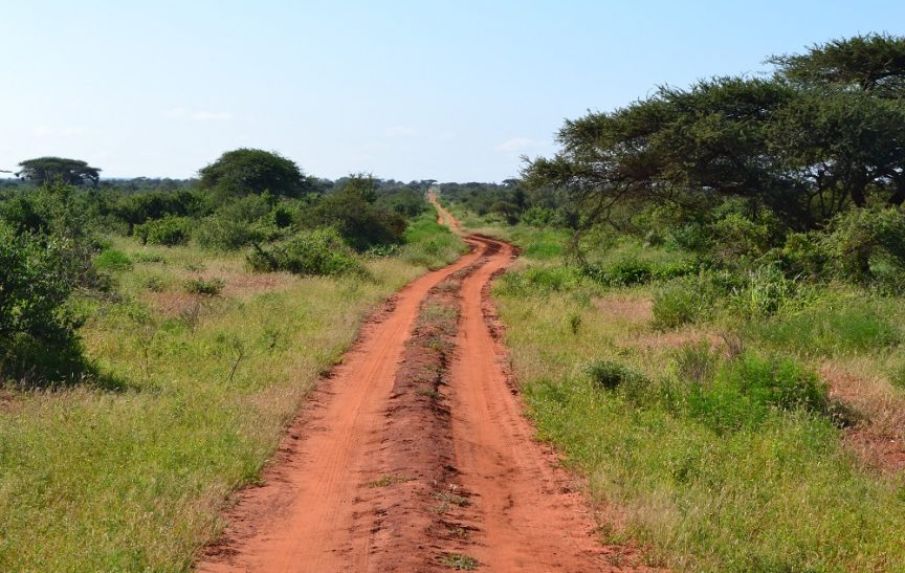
451,206,905,572
0,219,464,572
495,284,905,572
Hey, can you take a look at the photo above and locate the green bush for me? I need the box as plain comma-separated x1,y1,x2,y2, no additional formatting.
0,222,85,384
247,228,365,277
135,216,192,246
93,249,133,271
184,277,225,296
195,216,268,250
728,264,799,318
653,282,706,329
587,360,648,391
689,353,829,433
822,207,905,291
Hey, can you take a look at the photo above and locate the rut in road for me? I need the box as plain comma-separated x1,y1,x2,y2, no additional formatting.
196,203,650,572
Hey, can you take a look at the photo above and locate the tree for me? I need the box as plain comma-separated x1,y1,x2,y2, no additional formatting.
199,148,310,198
17,157,101,187
770,34,905,96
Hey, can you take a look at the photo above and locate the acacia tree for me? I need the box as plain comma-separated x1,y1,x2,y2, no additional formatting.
527,34,905,236
199,148,311,198
769,34,905,96
17,157,101,187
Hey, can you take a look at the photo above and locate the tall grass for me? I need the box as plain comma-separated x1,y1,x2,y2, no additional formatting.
0,221,463,572
494,268,905,572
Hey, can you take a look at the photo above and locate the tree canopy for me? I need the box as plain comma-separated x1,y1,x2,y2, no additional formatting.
17,157,101,187
526,34,905,233
199,148,310,198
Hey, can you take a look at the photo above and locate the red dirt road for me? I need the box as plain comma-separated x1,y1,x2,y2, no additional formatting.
196,201,633,572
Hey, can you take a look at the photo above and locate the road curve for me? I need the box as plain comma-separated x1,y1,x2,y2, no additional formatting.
196,198,628,572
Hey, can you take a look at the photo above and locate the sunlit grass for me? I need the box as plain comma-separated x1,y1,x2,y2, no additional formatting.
0,222,463,572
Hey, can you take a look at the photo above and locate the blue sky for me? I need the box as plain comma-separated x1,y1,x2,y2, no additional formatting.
3,1,904,182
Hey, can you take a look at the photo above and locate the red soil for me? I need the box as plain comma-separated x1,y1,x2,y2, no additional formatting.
195,199,644,572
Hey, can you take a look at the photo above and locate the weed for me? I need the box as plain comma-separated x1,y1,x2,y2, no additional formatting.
367,474,413,488
440,553,479,570
184,277,225,296
94,249,133,271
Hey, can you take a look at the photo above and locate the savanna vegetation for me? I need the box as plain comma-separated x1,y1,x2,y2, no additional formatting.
442,34,905,572
0,149,464,571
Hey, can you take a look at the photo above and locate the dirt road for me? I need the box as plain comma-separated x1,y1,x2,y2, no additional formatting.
196,199,627,572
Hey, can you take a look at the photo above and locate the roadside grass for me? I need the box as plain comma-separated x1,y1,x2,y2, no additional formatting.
0,221,463,572
495,283,905,572
451,206,905,572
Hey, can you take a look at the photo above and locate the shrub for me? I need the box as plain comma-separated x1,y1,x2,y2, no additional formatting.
689,353,829,433
653,282,707,329
135,216,192,246
247,228,365,277
587,360,647,391
821,207,905,291
184,277,225,296
0,222,85,384
195,216,268,250
728,264,799,318
94,249,133,271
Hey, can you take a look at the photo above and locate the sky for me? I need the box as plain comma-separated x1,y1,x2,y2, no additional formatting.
3,1,905,183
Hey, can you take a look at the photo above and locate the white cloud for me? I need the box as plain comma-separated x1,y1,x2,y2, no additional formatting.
495,137,537,153
384,125,417,137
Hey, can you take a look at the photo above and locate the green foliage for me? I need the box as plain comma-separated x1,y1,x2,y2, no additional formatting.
94,249,133,271
821,207,905,291
399,212,466,269
586,360,648,391
770,33,905,96
0,222,85,383
135,216,192,246
199,148,309,198
184,277,225,296
308,176,407,251
727,265,799,318
247,228,365,277
749,294,900,356
497,265,582,296
653,281,708,329
688,354,830,433
527,34,905,237
16,156,101,187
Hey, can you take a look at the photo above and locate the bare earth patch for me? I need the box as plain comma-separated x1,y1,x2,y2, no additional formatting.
820,363,905,473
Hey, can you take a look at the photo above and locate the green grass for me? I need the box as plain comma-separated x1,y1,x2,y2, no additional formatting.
495,282,905,572
0,221,464,572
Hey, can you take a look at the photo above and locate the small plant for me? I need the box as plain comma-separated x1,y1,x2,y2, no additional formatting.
184,277,225,296
94,249,133,271
367,474,412,488
587,360,647,391
440,553,479,570
568,313,582,334
144,275,166,292
653,283,704,329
